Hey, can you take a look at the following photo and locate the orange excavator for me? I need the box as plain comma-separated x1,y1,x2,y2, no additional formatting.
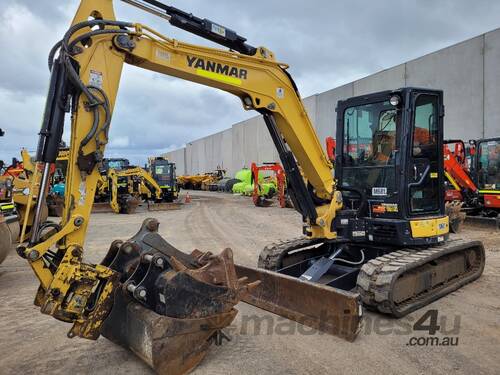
251,162,287,207
444,138,500,229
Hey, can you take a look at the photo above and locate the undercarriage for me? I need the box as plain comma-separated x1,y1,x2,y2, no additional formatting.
258,237,485,317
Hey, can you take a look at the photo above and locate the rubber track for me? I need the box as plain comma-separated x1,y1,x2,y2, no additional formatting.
257,237,324,270
356,239,485,317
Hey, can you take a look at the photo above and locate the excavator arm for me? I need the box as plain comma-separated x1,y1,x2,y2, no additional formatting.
121,166,164,201
20,0,360,363
108,166,163,213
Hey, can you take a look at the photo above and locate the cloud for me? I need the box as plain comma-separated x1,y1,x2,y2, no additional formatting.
1,0,500,165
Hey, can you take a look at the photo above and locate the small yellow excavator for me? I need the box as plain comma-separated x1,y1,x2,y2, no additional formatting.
0,130,20,264
0,147,50,263
10,150,49,242
17,1,484,374
148,156,179,201
108,165,180,213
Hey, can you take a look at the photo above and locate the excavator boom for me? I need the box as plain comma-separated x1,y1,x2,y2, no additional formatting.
19,1,361,373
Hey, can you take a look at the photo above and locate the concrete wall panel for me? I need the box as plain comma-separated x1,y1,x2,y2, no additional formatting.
166,29,500,177
406,36,484,140
164,148,186,175
220,128,233,174
484,30,500,138
353,64,406,96
183,129,234,175
315,83,354,151
302,95,318,126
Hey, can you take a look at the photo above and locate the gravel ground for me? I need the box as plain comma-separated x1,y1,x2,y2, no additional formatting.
0,191,499,375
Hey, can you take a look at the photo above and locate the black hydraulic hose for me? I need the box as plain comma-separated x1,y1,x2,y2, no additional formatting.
89,86,112,139
38,221,62,234
80,86,113,149
63,54,98,105
47,22,124,157
61,19,133,53
67,28,134,53
80,105,100,148
48,40,62,71
49,21,132,70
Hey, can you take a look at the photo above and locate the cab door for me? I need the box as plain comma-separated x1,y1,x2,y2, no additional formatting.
407,92,444,216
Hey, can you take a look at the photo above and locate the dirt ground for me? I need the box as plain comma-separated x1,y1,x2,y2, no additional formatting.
0,191,499,375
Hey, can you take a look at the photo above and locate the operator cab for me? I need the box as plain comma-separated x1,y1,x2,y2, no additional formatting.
150,158,177,202
470,138,500,214
334,88,448,246
101,158,130,173
474,138,500,191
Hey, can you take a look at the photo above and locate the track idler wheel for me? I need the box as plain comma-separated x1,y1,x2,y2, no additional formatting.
100,218,258,374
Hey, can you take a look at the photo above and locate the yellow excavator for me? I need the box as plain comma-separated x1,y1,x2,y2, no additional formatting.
0,147,50,263
108,165,178,213
17,1,484,374
0,130,20,264
10,149,49,242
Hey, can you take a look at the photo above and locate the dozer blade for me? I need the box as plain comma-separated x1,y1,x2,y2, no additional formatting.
147,201,182,211
0,215,19,264
99,218,258,375
464,215,500,230
235,265,362,342
92,202,115,213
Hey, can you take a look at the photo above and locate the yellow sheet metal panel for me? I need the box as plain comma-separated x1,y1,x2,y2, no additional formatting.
410,216,449,238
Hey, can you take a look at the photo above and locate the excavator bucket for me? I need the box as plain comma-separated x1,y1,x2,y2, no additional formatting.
235,265,362,341
102,291,238,374
445,201,466,233
253,195,274,207
98,218,258,375
0,215,19,264
47,194,65,217
97,218,360,374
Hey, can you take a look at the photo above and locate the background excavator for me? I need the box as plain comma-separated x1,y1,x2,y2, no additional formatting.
94,158,180,213
108,165,179,213
250,162,287,207
444,138,500,229
177,167,226,191
148,156,179,201
0,130,20,264
15,0,484,374
472,137,500,217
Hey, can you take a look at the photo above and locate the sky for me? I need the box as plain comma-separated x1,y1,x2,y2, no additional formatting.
1,0,500,166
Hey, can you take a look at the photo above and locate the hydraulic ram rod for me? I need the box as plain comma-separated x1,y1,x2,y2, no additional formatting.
120,0,257,55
